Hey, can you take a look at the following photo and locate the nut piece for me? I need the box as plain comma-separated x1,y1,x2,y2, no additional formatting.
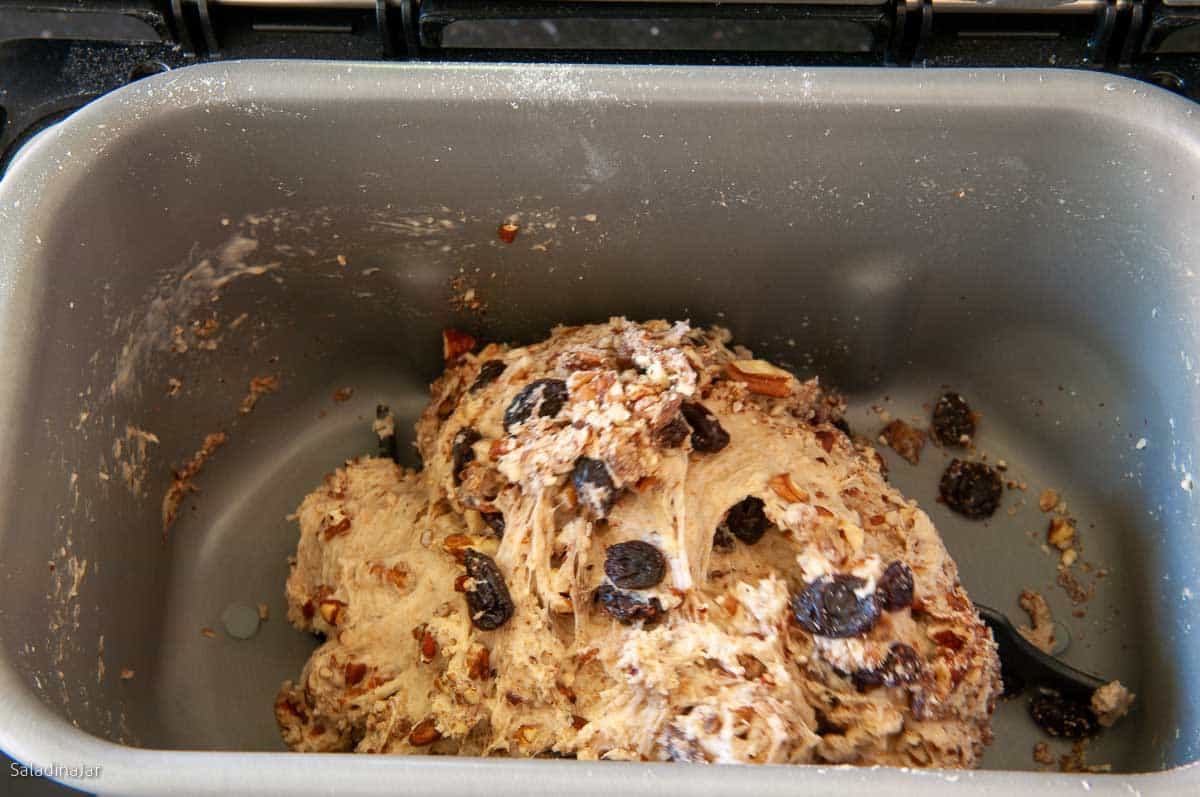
838,520,865,552
468,647,491,680
442,534,475,563
725,359,794,397
419,626,438,660
345,661,367,686
1047,517,1076,550
769,473,808,503
1091,680,1135,728
408,718,442,746
1039,488,1061,513
1017,589,1055,655
498,223,520,243
318,599,347,626
880,419,927,465
442,328,477,361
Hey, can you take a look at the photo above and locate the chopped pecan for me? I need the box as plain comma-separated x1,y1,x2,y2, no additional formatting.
442,329,477,361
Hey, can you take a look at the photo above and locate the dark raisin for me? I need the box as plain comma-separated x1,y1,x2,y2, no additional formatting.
572,457,617,518
654,415,690,448
604,540,666,589
680,401,730,453
595,584,664,625
932,392,976,447
850,642,923,691
711,527,735,552
939,459,1003,519
723,496,768,545
876,561,915,611
884,642,923,685
832,417,852,437
503,378,569,432
463,549,514,630
791,574,880,638
1029,689,1098,738
482,512,505,539
851,667,886,690
451,427,482,485
470,360,507,393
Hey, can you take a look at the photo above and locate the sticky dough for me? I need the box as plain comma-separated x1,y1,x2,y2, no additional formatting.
276,318,1001,767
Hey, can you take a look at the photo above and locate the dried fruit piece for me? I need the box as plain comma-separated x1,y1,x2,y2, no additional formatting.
654,415,690,448
932,392,976,447
876,561,915,611
939,459,1002,519
1047,517,1076,550
595,584,664,625
791,575,880,638
884,642,923,684
711,526,735,552
409,718,442,746
680,401,730,453
470,360,507,392
463,549,514,630
881,419,927,465
503,378,569,431
481,511,505,538
768,473,808,503
724,359,794,397
572,457,617,518
442,328,477,361
1029,690,1098,738
451,427,482,485
721,497,769,545
604,540,666,589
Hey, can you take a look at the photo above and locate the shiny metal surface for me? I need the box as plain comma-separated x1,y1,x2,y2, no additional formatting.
0,62,1198,795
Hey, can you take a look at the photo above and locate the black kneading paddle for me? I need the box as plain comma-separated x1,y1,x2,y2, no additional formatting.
975,603,1106,702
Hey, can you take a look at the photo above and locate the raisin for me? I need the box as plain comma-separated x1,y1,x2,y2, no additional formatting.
722,496,769,545
851,667,887,690
463,549,514,630
595,584,664,625
503,378,568,431
680,401,730,453
654,415,690,448
850,642,923,690
876,561,915,611
711,527,735,552
470,360,507,393
885,642,923,685
482,511,505,539
791,574,880,638
451,427,482,485
932,392,976,447
573,457,617,518
939,459,1002,519
604,540,666,589
1029,689,1098,738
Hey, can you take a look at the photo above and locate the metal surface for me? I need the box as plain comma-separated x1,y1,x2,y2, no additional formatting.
0,61,1199,795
